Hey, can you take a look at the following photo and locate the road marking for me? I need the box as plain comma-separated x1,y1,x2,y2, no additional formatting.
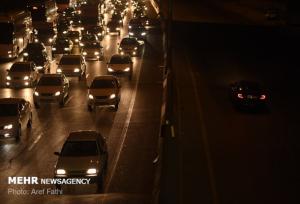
104,57,143,193
28,133,43,151
183,48,219,204
65,95,74,105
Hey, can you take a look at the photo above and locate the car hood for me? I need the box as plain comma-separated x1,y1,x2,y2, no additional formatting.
56,156,100,171
0,117,19,126
89,88,116,96
35,86,62,93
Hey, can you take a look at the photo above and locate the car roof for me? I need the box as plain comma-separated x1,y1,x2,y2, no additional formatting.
67,131,103,141
0,98,25,104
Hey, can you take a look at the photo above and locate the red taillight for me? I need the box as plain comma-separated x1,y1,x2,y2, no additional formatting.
237,93,244,99
260,94,266,100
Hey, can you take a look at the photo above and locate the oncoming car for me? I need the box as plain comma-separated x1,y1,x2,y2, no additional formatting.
56,55,87,80
81,42,104,61
33,74,70,108
54,130,108,192
0,98,32,141
107,54,133,79
87,75,121,111
118,37,144,57
6,62,39,88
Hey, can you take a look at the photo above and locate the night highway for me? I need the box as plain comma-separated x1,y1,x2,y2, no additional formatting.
0,0,299,204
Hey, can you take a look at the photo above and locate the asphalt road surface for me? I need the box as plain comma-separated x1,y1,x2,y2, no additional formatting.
160,4,299,204
0,2,163,204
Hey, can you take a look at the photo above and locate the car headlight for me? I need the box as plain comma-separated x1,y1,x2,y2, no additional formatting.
124,67,130,72
64,47,70,51
80,43,84,46
129,25,132,29
6,76,11,80
34,91,39,96
134,47,138,50
34,39,39,43
97,33,102,36
88,94,94,99
4,124,13,130
57,68,62,73
48,38,53,43
56,169,66,175
74,68,80,72
36,66,43,70
108,68,114,72
82,51,87,55
109,93,116,99
116,27,120,30
54,91,61,96
119,20,122,23
107,28,110,32
141,32,146,36
119,47,122,50
94,51,99,55
23,52,28,57
52,47,56,51
75,39,79,42
63,31,67,34
23,76,29,80
86,168,97,174
129,32,134,35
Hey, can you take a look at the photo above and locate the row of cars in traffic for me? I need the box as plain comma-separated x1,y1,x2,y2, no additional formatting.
0,0,151,192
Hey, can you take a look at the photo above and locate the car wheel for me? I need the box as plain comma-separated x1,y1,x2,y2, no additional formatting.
59,97,65,107
16,125,21,141
113,102,119,111
27,113,32,128
88,104,93,112
34,102,40,109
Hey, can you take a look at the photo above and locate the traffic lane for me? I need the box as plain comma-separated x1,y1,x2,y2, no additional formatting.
106,29,163,195
172,22,297,204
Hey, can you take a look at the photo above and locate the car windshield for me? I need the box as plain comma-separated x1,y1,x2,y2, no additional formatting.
56,38,69,44
0,104,19,116
68,32,79,37
85,43,101,49
38,77,62,86
26,43,44,51
10,64,31,72
59,57,80,65
110,55,131,64
61,141,99,156
81,35,96,41
121,38,137,45
91,79,115,88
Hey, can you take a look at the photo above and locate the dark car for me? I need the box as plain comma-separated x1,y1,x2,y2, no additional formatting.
106,21,121,35
107,54,133,79
229,81,268,110
23,42,47,60
33,23,56,46
85,26,105,40
54,130,108,192
56,20,70,36
0,98,32,141
80,33,100,47
118,37,144,57
67,30,81,45
129,25,147,39
52,37,73,56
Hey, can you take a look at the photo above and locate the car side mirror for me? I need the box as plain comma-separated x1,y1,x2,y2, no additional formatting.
54,152,60,156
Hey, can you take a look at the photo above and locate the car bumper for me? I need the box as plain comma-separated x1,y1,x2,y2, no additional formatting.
6,80,33,88
34,95,63,104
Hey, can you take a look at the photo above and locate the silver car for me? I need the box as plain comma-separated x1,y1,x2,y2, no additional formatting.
0,98,32,141
54,130,108,192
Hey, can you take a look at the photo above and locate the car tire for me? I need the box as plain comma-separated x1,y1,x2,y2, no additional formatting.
59,97,65,107
34,102,40,109
88,104,93,112
16,125,21,141
27,113,32,128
